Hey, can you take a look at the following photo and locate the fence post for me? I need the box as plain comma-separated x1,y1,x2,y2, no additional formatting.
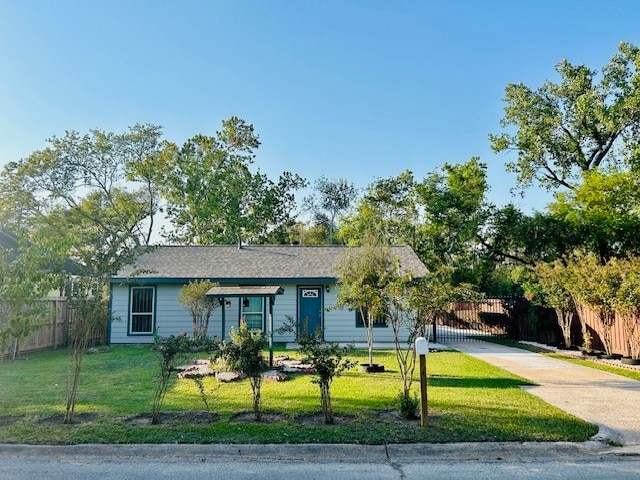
52,300,57,350
432,321,437,343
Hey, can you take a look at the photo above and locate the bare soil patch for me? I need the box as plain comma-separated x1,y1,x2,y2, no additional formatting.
0,415,24,426
230,412,286,423
124,411,219,426
296,412,357,426
37,412,97,426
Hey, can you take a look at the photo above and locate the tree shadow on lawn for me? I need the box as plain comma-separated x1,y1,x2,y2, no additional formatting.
428,375,535,389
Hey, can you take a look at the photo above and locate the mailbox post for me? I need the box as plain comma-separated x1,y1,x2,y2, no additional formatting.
415,336,429,427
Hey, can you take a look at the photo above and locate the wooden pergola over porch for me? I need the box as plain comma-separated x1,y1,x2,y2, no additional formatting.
205,285,284,366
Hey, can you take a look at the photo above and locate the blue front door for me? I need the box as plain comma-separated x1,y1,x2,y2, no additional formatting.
299,287,322,337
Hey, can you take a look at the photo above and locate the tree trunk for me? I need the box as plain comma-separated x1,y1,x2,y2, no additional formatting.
321,382,333,424
251,376,262,421
555,308,573,348
366,312,374,366
65,340,86,424
599,312,615,355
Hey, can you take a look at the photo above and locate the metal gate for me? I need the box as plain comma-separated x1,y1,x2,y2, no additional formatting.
431,297,527,344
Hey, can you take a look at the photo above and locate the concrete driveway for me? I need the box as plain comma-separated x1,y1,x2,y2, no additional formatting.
448,341,640,448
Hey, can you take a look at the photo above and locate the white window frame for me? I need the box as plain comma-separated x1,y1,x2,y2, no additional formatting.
241,296,264,331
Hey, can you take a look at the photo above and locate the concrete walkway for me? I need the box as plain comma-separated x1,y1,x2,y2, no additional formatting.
448,341,640,447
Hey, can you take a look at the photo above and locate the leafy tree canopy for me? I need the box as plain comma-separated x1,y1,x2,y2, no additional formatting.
161,117,307,245
490,42,640,192
0,124,166,276
303,177,357,244
549,168,640,262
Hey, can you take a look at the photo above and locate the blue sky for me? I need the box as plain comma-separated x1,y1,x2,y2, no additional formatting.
1,0,639,214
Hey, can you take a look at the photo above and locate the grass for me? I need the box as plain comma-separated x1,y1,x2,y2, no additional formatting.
480,337,640,381
0,345,597,444
546,354,640,381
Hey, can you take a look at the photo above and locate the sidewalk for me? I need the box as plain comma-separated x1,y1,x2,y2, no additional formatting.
448,341,640,448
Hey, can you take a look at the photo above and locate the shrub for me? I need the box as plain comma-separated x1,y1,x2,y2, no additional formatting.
396,390,419,420
151,332,220,425
220,324,267,420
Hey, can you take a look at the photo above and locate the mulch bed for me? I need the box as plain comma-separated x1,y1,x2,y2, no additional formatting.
37,412,97,426
229,412,286,423
124,411,219,426
295,413,357,426
0,415,24,426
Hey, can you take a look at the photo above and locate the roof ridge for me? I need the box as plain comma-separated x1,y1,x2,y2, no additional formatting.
148,244,352,249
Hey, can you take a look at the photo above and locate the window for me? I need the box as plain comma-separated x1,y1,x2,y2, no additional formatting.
242,297,264,330
355,309,387,328
130,287,155,334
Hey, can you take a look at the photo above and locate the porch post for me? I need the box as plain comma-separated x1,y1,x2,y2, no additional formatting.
221,298,226,341
268,296,274,368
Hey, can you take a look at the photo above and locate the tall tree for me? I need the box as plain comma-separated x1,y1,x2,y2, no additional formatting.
338,161,495,287
338,170,419,248
490,42,640,192
0,124,165,274
304,177,357,244
415,157,490,282
162,117,307,245
549,168,640,262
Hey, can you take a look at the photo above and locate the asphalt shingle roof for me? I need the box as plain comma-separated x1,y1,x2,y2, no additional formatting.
113,245,428,281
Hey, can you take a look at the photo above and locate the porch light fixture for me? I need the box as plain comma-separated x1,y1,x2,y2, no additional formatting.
325,285,330,293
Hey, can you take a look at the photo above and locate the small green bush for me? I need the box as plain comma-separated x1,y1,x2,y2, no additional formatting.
396,391,419,420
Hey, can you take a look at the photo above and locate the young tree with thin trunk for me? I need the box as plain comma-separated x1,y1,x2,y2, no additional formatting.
220,324,267,420
387,274,482,418
177,280,220,339
567,254,624,356
530,260,576,348
0,232,67,359
336,243,398,368
65,282,111,424
614,257,640,359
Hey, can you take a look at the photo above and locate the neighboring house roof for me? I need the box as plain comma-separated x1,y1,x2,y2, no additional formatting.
0,227,19,250
112,245,428,282
0,226,82,274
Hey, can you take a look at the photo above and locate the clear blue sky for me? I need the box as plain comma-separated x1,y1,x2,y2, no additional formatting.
1,0,639,213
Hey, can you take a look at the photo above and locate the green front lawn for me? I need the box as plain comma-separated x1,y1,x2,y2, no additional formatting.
0,346,597,444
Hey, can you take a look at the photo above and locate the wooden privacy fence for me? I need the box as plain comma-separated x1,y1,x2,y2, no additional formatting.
1,297,69,357
2,297,110,358
577,307,637,356
434,297,640,355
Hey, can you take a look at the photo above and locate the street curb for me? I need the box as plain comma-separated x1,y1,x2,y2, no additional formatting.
0,441,625,463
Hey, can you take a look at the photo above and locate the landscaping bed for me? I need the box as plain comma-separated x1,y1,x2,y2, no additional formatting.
0,346,597,444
